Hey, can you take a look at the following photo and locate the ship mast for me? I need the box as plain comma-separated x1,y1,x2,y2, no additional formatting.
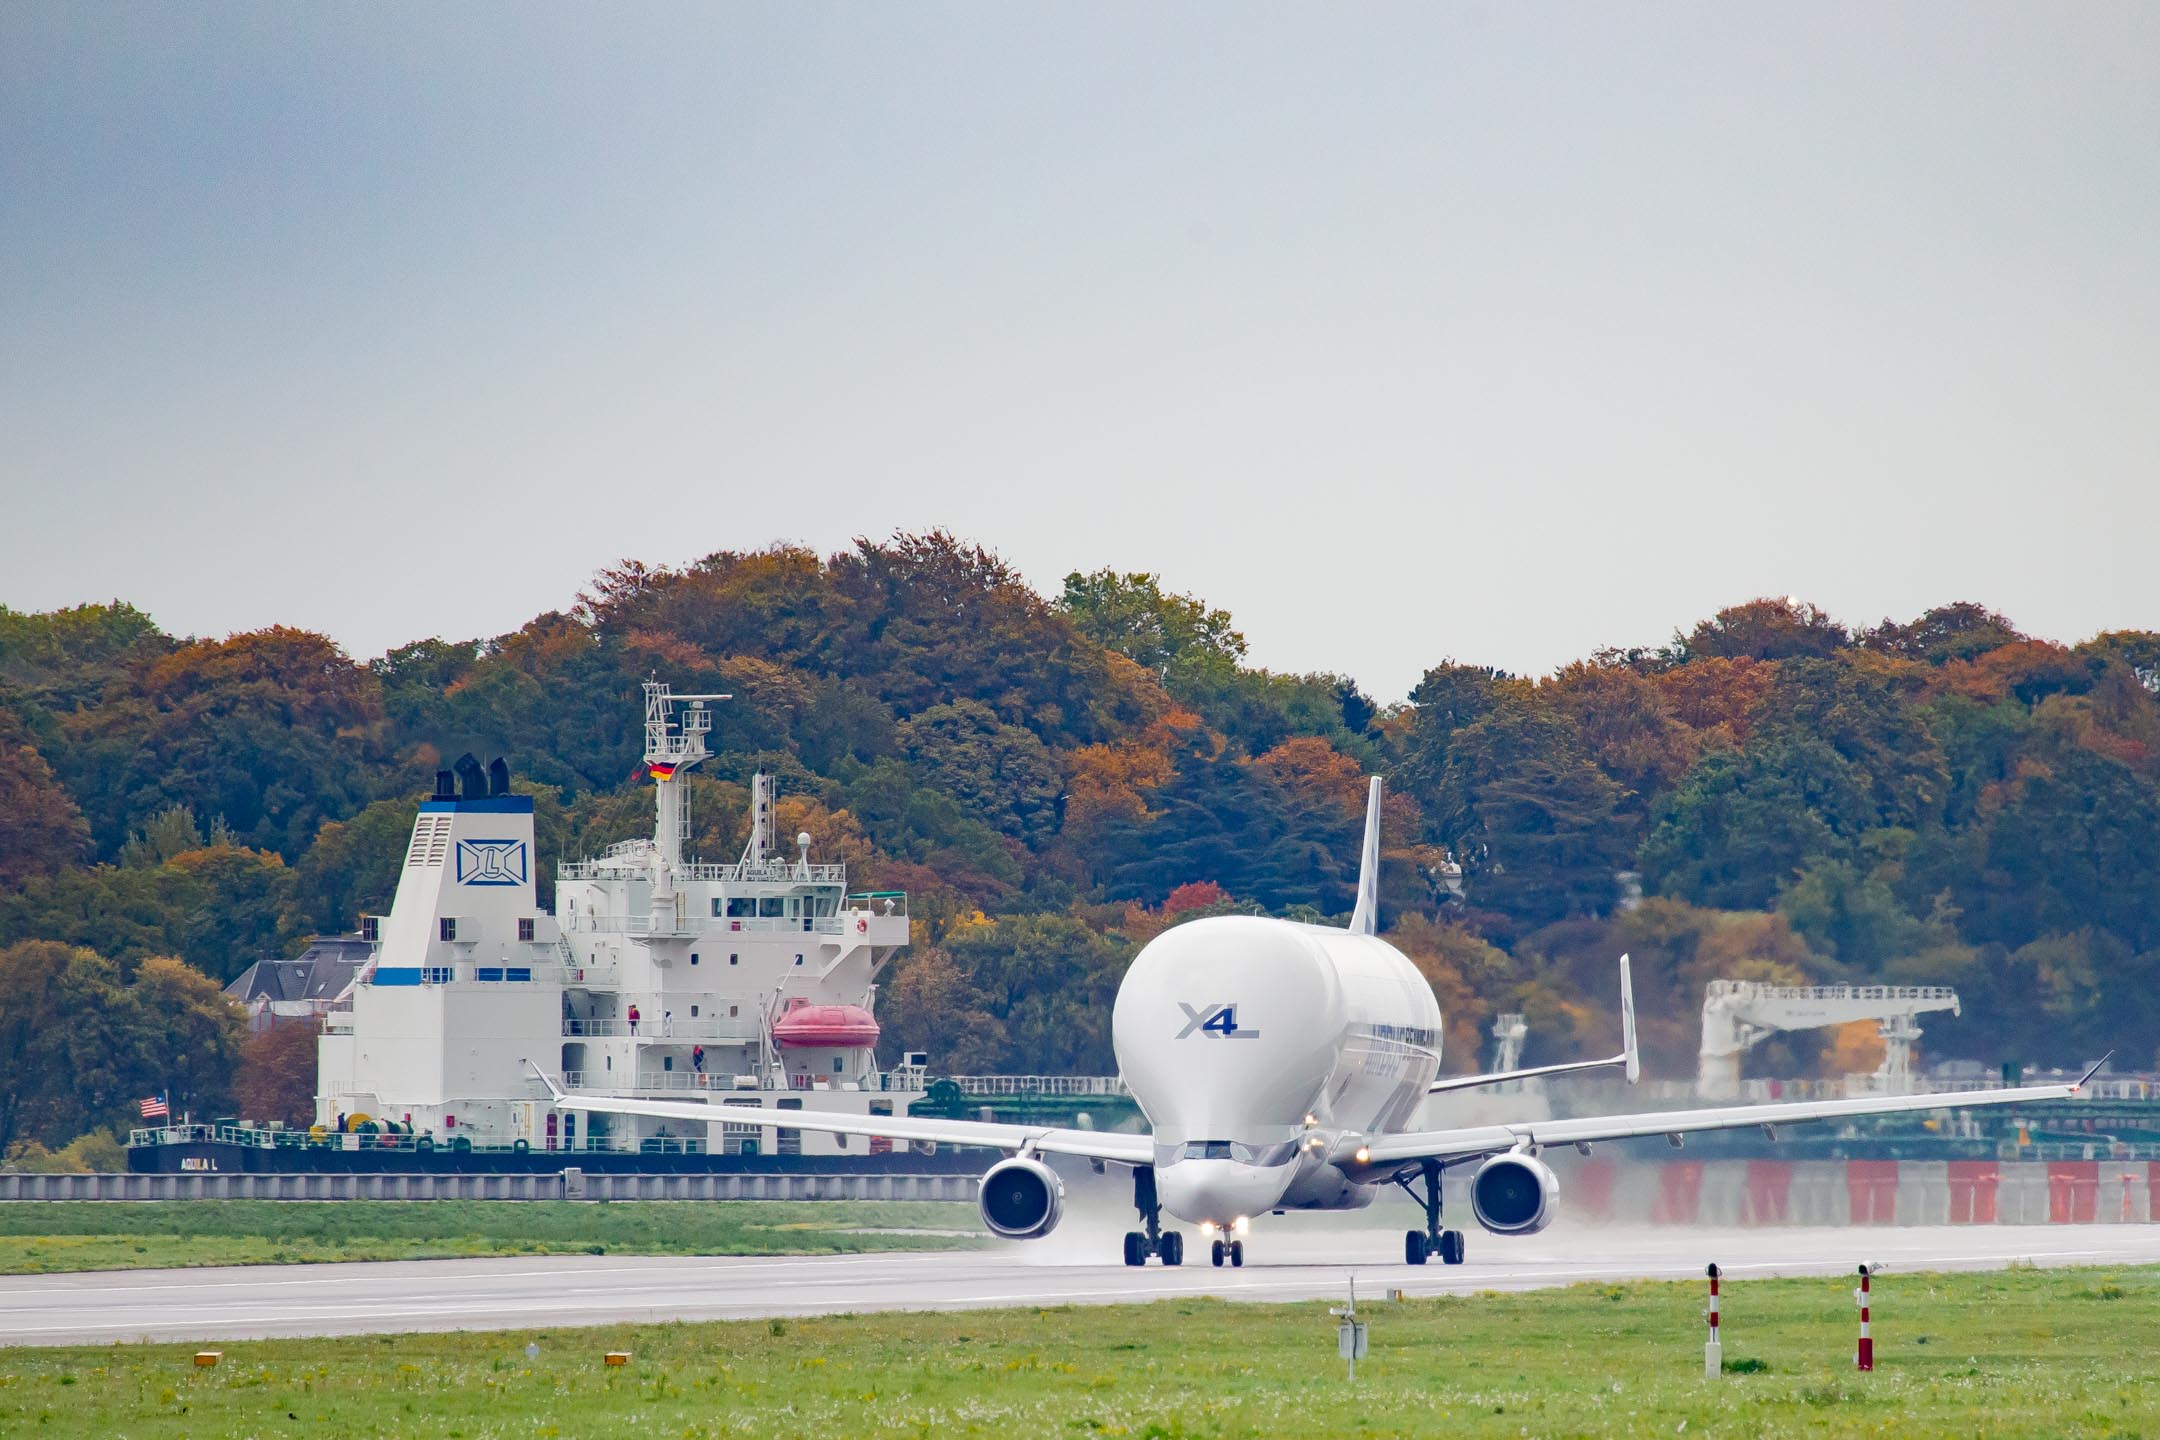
641,680,730,927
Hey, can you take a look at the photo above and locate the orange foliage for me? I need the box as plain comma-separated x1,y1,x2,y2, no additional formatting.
233,1017,324,1126
1825,1019,1886,1076
1163,881,1232,915
1652,657,1773,741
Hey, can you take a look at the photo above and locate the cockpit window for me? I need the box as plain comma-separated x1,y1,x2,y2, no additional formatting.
1162,1138,1299,1166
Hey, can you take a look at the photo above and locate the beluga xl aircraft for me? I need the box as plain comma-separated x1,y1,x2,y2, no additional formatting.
537,778,2100,1270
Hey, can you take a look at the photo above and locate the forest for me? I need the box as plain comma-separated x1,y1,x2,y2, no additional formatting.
4,531,2159,1159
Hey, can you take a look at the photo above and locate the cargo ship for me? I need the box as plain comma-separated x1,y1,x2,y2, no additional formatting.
302,681,929,1161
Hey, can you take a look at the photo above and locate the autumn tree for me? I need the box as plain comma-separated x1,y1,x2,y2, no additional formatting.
1678,598,1850,663
0,709,89,884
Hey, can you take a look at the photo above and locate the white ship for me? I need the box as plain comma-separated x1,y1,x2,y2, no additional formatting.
316,682,925,1156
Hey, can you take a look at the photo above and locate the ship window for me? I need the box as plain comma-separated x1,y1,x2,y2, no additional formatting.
729,954,738,965
729,1005,739,1017
439,918,457,942
690,953,699,966
690,1005,699,1017
663,1056,674,1072
759,897,784,918
518,918,534,942
361,916,379,942
605,1055,612,1071
794,954,804,966
711,899,724,917
726,897,755,917
832,1057,843,1073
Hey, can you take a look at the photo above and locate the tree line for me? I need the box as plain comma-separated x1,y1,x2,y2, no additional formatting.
4,534,2158,1157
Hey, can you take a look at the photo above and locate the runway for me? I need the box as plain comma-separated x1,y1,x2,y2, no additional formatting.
6,1224,2160,1347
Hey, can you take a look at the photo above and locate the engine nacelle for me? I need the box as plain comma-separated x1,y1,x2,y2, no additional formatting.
977,1156,1065,1239
1468,1151,1559,1236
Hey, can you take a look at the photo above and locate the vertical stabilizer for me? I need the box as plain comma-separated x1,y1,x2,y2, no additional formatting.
1348,776,1384,936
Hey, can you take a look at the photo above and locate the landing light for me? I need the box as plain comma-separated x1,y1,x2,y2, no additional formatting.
1354,1145,1371,1165
1233,1216,1250,1236
1200,1220,1217,1237
1303,1114,1317,1127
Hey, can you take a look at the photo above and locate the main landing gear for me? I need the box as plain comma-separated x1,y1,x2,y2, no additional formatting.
1395,1158,1466,1266
1209,1238,1245,1268
1123,1167,1184,1267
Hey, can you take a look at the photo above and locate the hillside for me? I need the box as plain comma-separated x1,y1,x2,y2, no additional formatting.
4,531,2157,1156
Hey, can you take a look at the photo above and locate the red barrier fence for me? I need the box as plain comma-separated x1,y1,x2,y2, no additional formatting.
1545,1157,2158,1226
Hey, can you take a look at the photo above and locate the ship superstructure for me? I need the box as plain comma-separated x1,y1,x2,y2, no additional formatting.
316,682,921,1155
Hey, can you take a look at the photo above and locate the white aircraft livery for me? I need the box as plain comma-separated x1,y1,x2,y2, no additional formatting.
540,778,2100,1269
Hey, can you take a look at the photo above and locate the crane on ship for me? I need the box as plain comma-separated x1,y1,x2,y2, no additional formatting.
1697,980,1961,1100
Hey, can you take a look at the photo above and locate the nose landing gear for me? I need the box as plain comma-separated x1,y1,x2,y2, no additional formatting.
1122,1167,1184,1267
1396,1158,1466,1266
1209,1238,1245,1268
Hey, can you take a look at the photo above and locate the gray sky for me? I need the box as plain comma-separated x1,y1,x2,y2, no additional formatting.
4,4,2155,700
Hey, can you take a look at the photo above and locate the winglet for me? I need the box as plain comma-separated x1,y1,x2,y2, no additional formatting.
2072,1052,2111,1093
1348,777,1383,936
525,1059,568,1103
1619,954,1640,1083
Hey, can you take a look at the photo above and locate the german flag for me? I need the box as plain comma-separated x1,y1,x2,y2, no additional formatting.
648,762,677,782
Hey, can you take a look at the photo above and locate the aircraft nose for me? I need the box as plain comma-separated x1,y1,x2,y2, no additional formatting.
1155,1159,1292,1227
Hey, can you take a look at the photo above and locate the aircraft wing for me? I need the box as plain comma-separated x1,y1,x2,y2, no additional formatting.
529,1067,1155,1165
1355,1059,2103,1174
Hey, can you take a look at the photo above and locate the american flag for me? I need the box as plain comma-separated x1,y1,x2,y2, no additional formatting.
139,1095,169,1120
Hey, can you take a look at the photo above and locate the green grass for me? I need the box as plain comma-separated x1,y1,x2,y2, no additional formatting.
4,1264,2159,1436
0,1200,986,1273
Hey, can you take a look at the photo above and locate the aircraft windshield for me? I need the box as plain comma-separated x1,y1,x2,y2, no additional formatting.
1162,1139,1300,1167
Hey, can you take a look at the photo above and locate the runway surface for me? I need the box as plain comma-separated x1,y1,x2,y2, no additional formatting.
7,1224,2160,1347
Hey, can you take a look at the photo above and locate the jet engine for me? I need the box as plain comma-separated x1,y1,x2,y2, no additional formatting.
977,1156,1065,1239
1468,1152,1559,1236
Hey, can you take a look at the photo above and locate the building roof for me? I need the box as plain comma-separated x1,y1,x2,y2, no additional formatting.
224,935,370,1005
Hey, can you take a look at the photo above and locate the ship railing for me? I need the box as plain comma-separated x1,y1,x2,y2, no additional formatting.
561,1017,755,1041
557,856,849,884
945,1075,1131,1097
1998,1140,2160,1161
562,915,859,937
560,1070,925,1095
847,890,909,917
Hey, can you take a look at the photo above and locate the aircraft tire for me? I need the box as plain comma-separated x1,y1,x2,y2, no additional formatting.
1159,1231,1183,1266
1229,1240,1244,1268
1404,1230,1428,1265
1440,1229,1466,1266
1123,1232,1147,1267
1210,1239,1226,1268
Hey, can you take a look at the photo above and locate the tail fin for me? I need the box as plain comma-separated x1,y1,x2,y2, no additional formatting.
1348,776,1383,936
1619,954,1640,1083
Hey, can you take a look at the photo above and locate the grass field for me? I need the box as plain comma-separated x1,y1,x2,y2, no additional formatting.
0,1200,986,1274
2,1263,2156,1437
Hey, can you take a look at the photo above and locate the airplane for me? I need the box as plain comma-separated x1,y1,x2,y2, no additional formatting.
535,777,2101,1270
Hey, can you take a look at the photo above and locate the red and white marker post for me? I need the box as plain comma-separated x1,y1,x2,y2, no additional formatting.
1704,1262,1722,1378
1854,1264,1874,1372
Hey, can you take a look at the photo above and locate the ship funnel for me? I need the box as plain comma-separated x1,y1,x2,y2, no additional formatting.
454,753,487,801
433,770,456,801
488,758,510,797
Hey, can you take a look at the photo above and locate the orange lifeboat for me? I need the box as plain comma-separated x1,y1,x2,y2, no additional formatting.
770,1001,880,1049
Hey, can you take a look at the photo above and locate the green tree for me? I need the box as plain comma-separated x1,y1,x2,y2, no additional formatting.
897,700,1064,845
1057,569,1246,687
